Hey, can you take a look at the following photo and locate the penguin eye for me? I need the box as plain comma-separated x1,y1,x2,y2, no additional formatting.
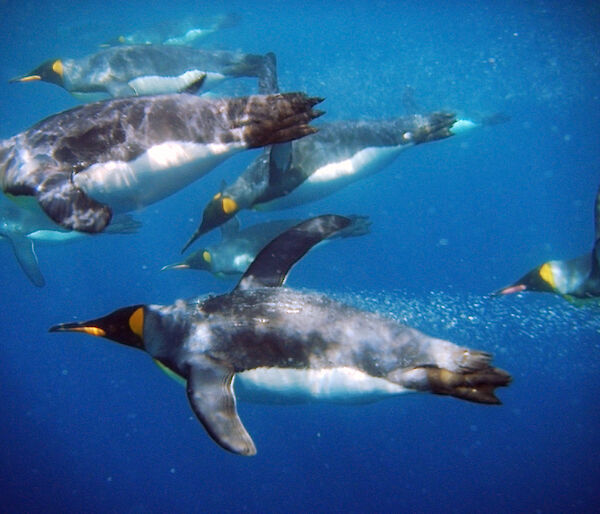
212,192,222,201
202,250,211,263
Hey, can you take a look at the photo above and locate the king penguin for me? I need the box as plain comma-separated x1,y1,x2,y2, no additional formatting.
0,191,140,287
101,13,241,47
162,214,371,278
0,92,322,233
50,214,511,456
10,45,277,100
182,112,478,249
493,185,600,301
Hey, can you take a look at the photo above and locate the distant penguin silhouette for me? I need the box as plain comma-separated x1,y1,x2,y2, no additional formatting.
493,185,600,301
182,111,478,249
101,13,241,47
11,45,276,100
0,92,322,233
163,214,371,278
51,214,511,456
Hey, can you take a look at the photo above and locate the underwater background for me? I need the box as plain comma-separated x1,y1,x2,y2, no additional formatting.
1,0,599,512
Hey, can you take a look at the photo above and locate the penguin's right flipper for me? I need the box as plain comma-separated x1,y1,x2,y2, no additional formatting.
2,232,45,287
333,215,372,238
267,141,293,186
258,52,279,95
34,173,112,233
236,214,351,290
186,362,256,456
220,215,241,241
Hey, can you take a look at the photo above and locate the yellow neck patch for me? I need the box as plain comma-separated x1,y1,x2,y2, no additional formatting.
222,197,238,214
52,59,64,77
202,250,212,263
128,307,144,338
539,262,556,290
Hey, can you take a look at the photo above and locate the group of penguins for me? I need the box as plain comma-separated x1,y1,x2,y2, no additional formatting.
1,15,598,455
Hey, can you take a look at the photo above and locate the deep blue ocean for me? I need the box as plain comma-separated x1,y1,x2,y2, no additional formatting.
1,1,599,512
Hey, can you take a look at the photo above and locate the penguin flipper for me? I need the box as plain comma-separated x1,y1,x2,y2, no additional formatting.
186,363,256,456
106,82,136,98
220,216,241,241
268,142,293,186
236,214,351,291
2,232,45,287
34,173,112,233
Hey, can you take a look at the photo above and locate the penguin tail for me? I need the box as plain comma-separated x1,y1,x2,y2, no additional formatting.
258,52,279,94
239,93,324,148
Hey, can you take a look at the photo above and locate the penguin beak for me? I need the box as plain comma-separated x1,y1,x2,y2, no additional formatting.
9,74,42,83
491,283,527,296
49,321,107,337
490,282,527,296
160,263,190,271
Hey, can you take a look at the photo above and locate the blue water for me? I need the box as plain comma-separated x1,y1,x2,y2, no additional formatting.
1,1,599,512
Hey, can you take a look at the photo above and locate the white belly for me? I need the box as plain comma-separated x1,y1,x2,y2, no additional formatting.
127,70,226,95
73,140,244,212
234,366,408,404
257,145,408,211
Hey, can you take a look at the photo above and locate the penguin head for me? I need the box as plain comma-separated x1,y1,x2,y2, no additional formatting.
203,192,239,230
10,59,65,87
493,262,557,296
161,249,213,272
49,305,146,349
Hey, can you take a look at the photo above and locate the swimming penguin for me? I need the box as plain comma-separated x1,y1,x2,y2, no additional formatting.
0,192,140,287
10,45,276,100
50,214,511,456
493,185,600,301
182,112,477,249
0,92,322,233
102,13,241,47
162,214,371,278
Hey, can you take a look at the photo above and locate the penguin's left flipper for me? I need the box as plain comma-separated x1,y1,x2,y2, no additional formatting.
236,214,351,290
33,173,112,233
104,214,142,234
333,215,372,238
186,362,256,456
2,232,45,286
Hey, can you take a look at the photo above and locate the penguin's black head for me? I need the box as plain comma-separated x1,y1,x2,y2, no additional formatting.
493,262,556,296
162,249,213,272
49,305,146,349
181,192,239,252
10,59,65,87
201,192,239,233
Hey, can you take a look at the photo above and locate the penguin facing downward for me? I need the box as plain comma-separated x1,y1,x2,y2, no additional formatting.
182,112,477,249
0,92,322,233
494,185,600,301
162,214,371,278
50,214,511,456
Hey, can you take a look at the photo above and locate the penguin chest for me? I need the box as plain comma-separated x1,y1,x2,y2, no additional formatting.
72,140,244,212
127,70,227,95
258,145,408,210
234,366,408,404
